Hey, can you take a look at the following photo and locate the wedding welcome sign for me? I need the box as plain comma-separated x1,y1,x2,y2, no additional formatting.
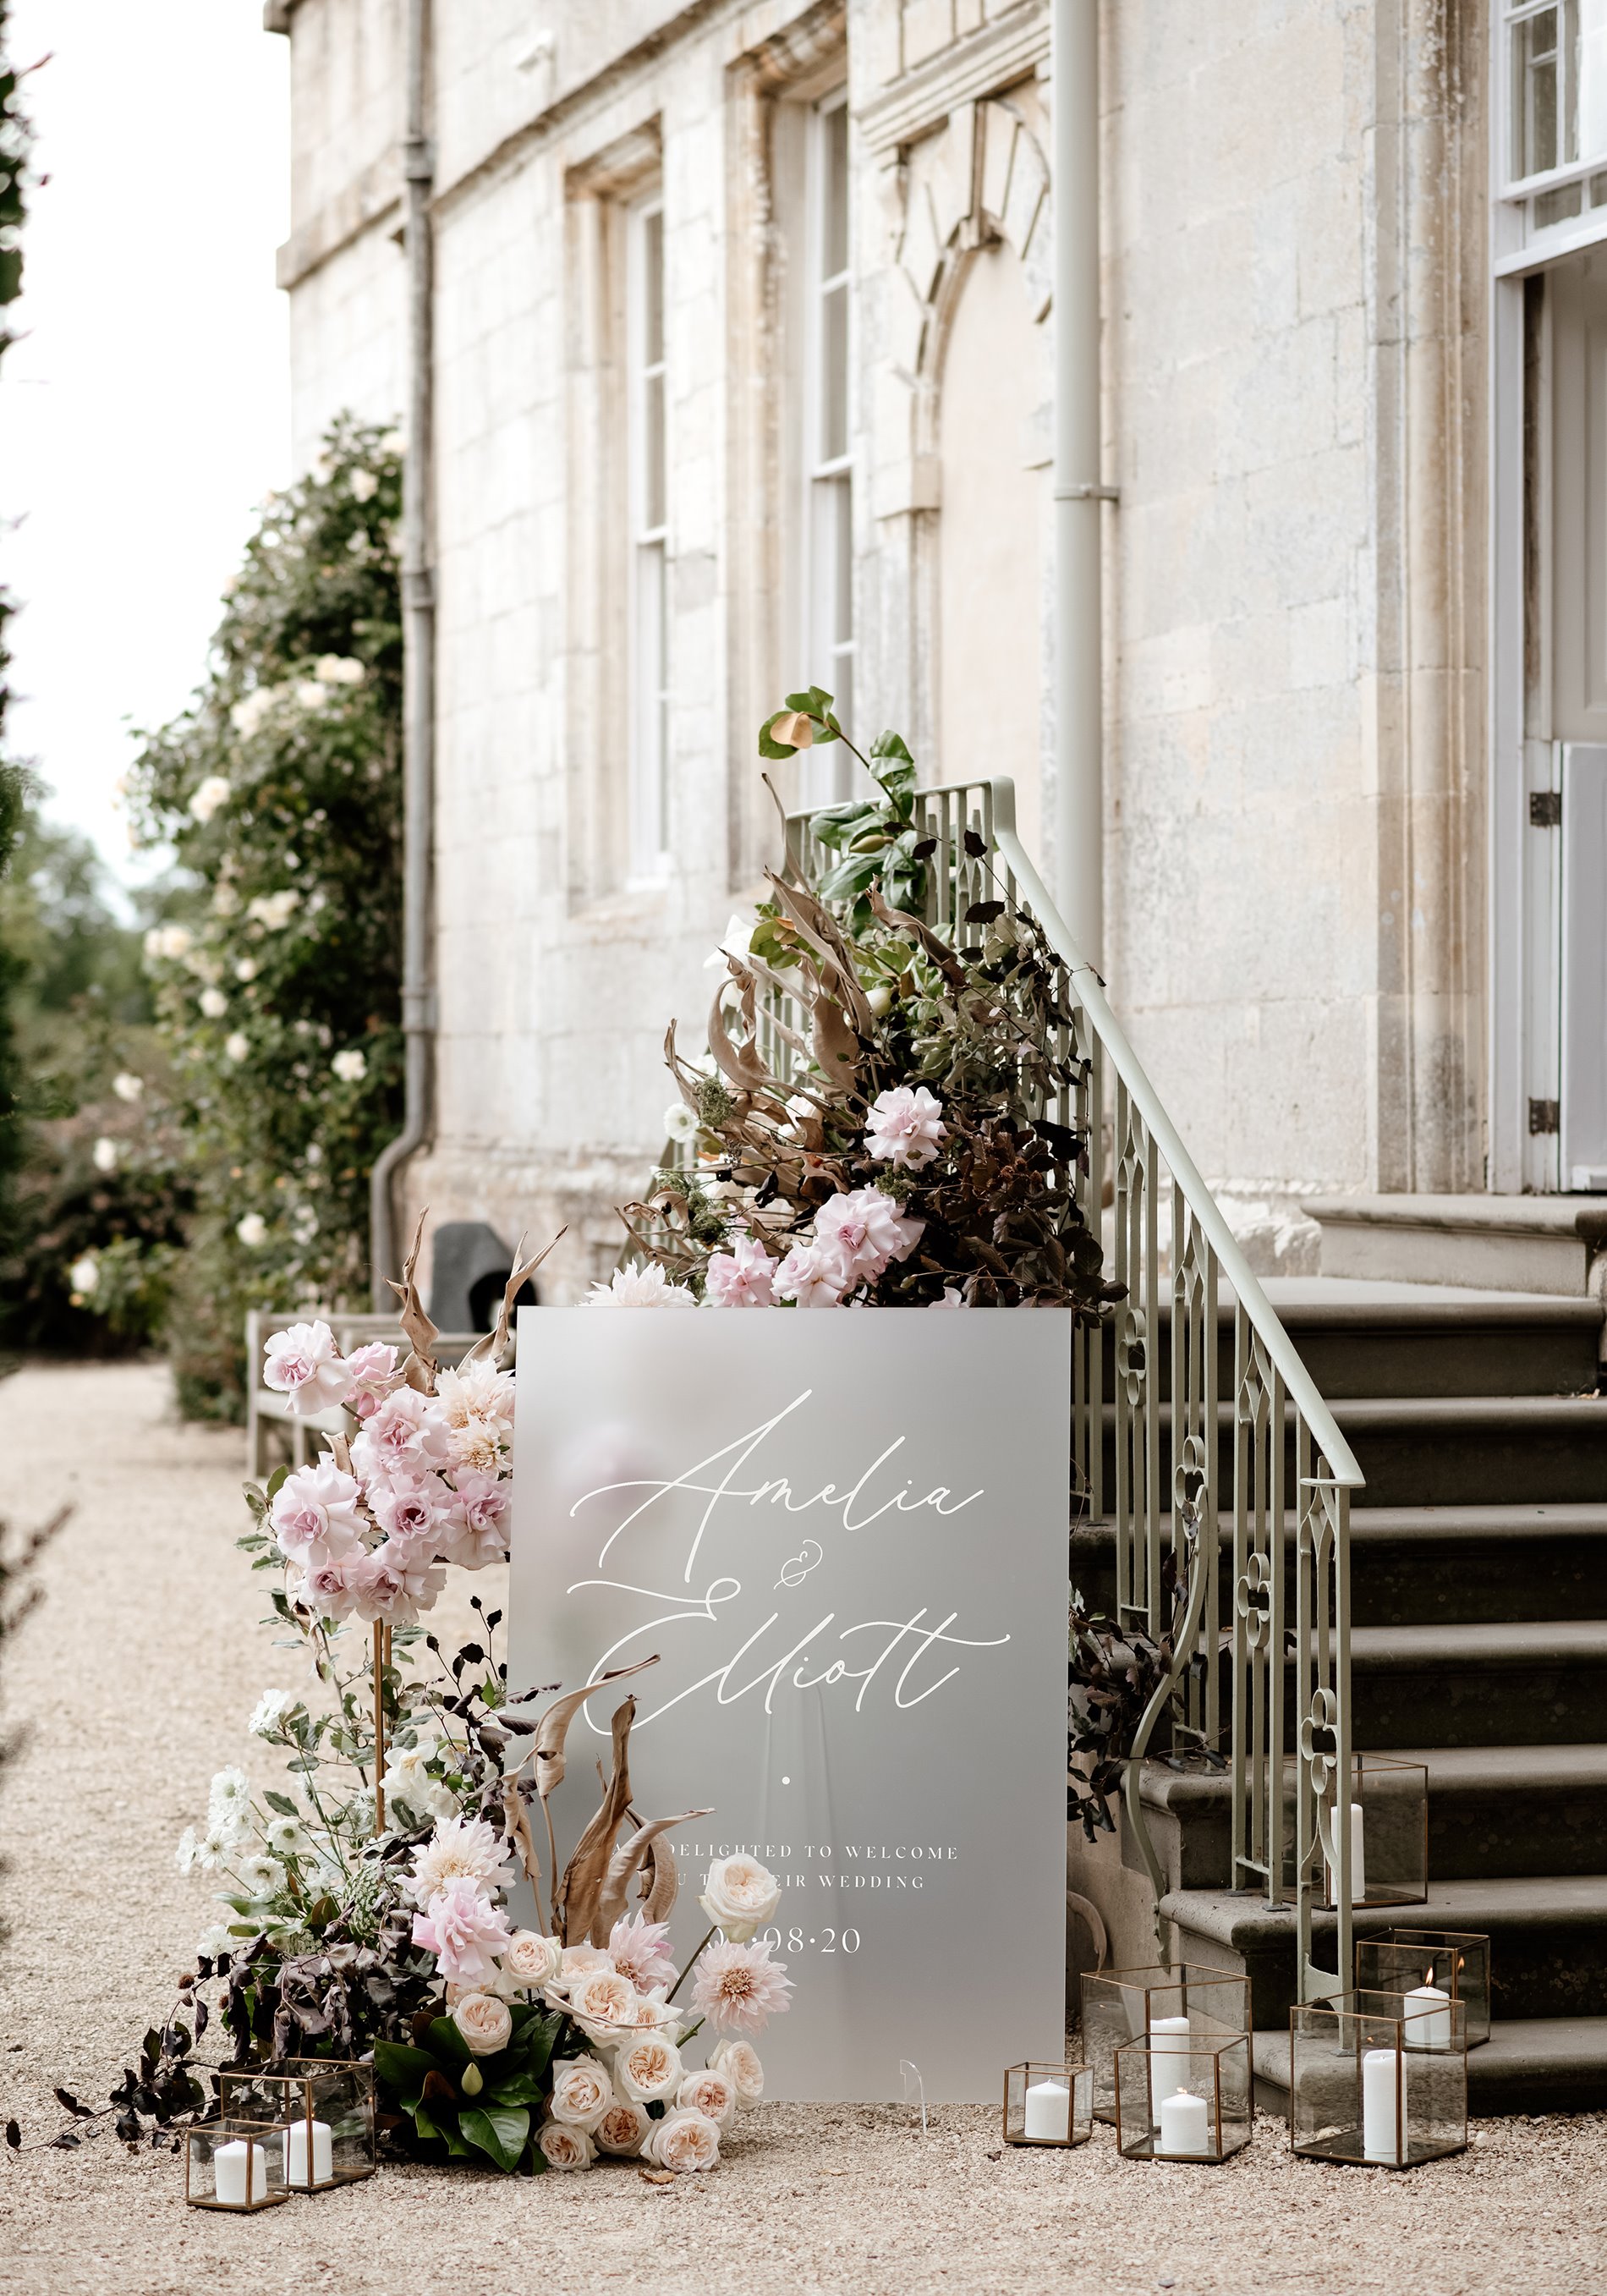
507,1307,1069,2101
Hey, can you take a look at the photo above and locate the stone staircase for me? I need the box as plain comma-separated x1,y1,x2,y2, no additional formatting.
1068,1276,1607,2115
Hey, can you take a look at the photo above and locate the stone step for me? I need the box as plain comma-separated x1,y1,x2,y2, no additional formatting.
1306,1193,1607,1297
1251,2016,1607,2117
1095,1282,1601,1402
1094,1394,1607,1509
1350,1622,1607,1748
1071,1504,1607,1629
1162,1875,1607,2028
1127,1744,1607,1889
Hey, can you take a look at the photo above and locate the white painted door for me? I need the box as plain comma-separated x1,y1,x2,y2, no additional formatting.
1550,255,1607,1188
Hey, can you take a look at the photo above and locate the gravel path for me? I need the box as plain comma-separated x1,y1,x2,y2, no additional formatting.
3,1359,1605,2296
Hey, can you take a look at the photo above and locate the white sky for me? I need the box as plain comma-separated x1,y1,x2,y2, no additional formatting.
2,0,290,898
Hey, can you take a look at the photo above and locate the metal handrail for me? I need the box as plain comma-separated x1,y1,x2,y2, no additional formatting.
782,769,1363,2007
987,778,1363,1494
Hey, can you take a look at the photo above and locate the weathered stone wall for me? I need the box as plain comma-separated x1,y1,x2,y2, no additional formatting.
273,0,1489,1293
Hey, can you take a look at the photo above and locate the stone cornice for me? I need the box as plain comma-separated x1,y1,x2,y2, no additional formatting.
858,0,1048,155
276,150,402,291
262,0,295,33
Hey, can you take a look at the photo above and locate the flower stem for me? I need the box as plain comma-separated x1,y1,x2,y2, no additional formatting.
666,1925,717,2003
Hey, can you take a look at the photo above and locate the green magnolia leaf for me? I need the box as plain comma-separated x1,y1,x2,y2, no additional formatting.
485,2068,550,2108
869,728,914,765
426,2014,474,2069
785,685,834,715
817,850,886,903
758,709,799,760
458,2102,530,2174
413,2099,473,2158
262,1789,298,1816
373,2041,438,2096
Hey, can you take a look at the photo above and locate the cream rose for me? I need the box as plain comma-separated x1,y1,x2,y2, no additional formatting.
697,1854,782,1942
496,1928,563,1995
568,1966,639,2041
710,2037,764,2105
614,2031,683,2104
594,2099,651,2156
677,2068,738,2128
548,1942,612,1996
451,1991,513,2057
537,2119,595,2171
643,2106,722,2173
548,2054,613,2130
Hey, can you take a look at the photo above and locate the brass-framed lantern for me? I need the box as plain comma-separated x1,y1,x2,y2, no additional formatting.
184,2114,291,2211
1356,1928,1492,2046
1079,1963,1251,2124
1289,1986,1467,2168
1001,2060,1094,2148
219,2059,376,2190
1281,1753,1428,1909
1112,2014,1252,2163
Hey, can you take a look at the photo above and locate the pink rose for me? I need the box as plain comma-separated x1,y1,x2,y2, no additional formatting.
704,1235,776,1309
434,1469,510,1570
368,1469,452,1554
411,1876,514,1987
349,1387,450,1483
293,1557,359,1623
269,1460,366,1567
262,1320,350,1414
347,1541,444,1624
343,1340,400,1419
771,1244,844,1309
864,1084,947,1170
814,1186,924,1286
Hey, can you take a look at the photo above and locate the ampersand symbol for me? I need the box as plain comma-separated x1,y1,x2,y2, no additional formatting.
775,1540,824,1590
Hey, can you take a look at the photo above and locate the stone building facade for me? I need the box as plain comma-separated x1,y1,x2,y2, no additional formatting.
267,1,1603,1297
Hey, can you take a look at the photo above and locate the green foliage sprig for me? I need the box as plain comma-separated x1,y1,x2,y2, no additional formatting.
129,415,405,1417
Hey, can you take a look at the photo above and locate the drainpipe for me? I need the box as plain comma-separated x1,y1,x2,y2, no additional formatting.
1052,0,1105,967
370,0,436,1306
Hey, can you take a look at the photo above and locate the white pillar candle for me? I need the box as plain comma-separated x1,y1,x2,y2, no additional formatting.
1325,1802,1366,1904
1156,2088,1210,2157
1403,1982,1451,2050
1149,2013,1192,2105
213,2137,269,2206
1022,2077,1070,2141
1361,2047,1401,2164
286,2115,335,2186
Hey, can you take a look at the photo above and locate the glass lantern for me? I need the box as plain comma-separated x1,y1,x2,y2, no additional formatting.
1356,1928,1491,2047
1289,1986,1467,2168
1079,1963,1251,2124
1002,2060,1094,2148
220,2059,376,2190
1280,1754,1428,1908
1113,2015,1252,2163
184,2115,290,2211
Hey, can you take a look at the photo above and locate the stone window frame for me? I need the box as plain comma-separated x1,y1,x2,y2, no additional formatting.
562,119,663,909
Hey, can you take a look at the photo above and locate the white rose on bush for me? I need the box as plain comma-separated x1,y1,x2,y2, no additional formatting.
643,2107,722,2174
547,2056,613,2130
451,1991,513,2057
698,1854,782,1942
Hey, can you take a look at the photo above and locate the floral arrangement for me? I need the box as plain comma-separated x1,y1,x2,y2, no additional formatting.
599,689,1114,1320
134,1242,790,2178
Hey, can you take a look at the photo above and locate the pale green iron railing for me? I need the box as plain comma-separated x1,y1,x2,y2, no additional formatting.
780,775,1364,2006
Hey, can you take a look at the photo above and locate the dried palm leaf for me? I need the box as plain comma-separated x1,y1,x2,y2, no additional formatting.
867,883,968,989
640,1831,679,1924
461,1229,563,1368
387,1211,441,1389
528,1655,659,1801
811,992,862,1093
501,1777,545,1926
555,1696,638,1947
764,871,877,1034
593,1809,711,1943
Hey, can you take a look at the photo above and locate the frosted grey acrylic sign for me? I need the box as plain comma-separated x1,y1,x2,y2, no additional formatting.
507,1307,1069,2101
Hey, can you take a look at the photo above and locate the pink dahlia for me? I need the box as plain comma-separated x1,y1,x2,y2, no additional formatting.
864,1084,948,1170
704,1234,777,1309
608,1912,677,1993
411,1876,514,1988
688,1936,793,2037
